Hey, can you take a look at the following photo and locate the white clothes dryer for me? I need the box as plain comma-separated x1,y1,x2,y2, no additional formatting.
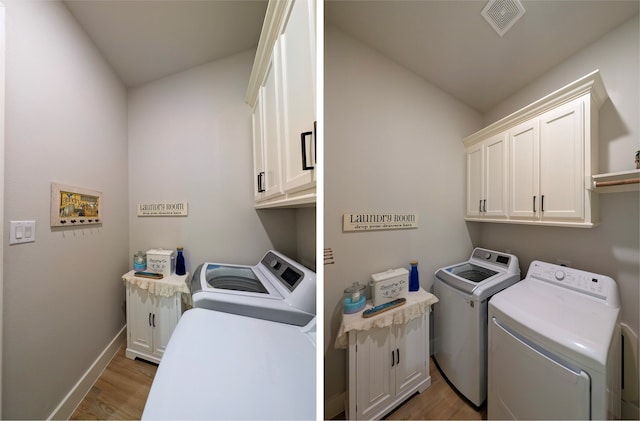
488,260,621,420
433,247,520,406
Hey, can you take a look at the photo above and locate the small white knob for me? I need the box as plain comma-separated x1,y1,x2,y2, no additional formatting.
555,270,565,281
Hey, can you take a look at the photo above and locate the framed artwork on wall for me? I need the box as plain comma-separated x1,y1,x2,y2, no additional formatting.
50,183,102,227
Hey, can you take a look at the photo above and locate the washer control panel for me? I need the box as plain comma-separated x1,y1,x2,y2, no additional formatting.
528,260,620,308
261,251,306,292
471,247,514,269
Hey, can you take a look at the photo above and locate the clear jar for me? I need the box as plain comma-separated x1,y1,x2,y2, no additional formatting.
343,282,366,314
133,251,146,271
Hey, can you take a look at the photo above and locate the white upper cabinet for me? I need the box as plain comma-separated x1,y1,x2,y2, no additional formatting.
466,133,507,219
465,70,607,228
279,0,316,193
509,120,539,220
466,142,484,218
246,0,316,208
538,99,585,221
253,57,284,201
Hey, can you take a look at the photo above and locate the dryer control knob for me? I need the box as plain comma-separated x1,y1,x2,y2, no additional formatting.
484,252,492,259
555,270,565,281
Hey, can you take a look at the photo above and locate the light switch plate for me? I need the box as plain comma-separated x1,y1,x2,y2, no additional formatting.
10,221,36,244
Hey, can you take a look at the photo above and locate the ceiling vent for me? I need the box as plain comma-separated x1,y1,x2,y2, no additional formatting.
481,0,526,37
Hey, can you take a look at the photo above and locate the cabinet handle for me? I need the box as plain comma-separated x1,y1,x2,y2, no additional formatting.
533,196,536,213
483,200,487,213
479,200,483,213
396,349,400,366
313,121,317,164
148,312,152,327
541,195,545,212
301,131,314,170
257,172,265,193
391,351,395,367
152,314,156,328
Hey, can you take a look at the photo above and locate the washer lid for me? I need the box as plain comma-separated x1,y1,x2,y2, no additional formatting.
490,278,620,371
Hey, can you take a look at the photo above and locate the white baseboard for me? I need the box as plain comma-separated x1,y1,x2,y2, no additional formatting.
324,392,346,420
47,325,127,420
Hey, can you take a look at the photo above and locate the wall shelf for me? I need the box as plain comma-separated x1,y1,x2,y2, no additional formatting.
592,169,640,193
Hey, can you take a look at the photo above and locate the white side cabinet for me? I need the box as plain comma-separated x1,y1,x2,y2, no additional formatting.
124,273,188,364
347,313,430,420
246,0,316,208
464,70,607,228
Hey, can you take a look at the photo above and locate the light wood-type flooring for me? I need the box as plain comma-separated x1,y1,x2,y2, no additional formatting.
70,344,157,420
384,357,486,420
72,348,482,420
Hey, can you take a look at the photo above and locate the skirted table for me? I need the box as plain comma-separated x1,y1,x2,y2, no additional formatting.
336,288,439,420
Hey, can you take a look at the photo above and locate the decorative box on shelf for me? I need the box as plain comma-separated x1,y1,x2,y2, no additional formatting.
370,268,408,306
146,248,176,277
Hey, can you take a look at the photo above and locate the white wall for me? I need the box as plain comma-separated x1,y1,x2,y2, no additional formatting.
323,25,482,416
127,49,312,269
478,13,640,361
3,1,129,418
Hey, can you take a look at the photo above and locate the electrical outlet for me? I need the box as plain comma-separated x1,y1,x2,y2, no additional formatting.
556,259,571,267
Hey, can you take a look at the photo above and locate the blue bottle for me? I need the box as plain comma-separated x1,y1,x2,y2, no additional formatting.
409,261,420,291
176,247,186,276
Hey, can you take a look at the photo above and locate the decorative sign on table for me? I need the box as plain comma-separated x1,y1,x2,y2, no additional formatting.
343,213,418,232
137,202,189,217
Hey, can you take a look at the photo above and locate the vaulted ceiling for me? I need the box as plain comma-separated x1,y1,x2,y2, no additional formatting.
326,0,639,112
64,0,268,88
64,0,638,111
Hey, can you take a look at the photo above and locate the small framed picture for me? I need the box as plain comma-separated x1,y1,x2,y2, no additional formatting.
51,183,102,227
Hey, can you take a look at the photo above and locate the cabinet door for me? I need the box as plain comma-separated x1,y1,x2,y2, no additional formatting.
355,327,394,420
394,315,428,398
279,0,316,193
539,99,584,221
151,294,180,359
261,56,284,200
466,143,484,217
127,286,154,355
252,94,265,201
484,134,507,217
509,120,539,220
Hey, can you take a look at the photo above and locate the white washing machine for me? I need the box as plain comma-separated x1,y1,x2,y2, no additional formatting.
488,260,621,420
190,250,316,326
143,250,316,420
433,247,520,406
